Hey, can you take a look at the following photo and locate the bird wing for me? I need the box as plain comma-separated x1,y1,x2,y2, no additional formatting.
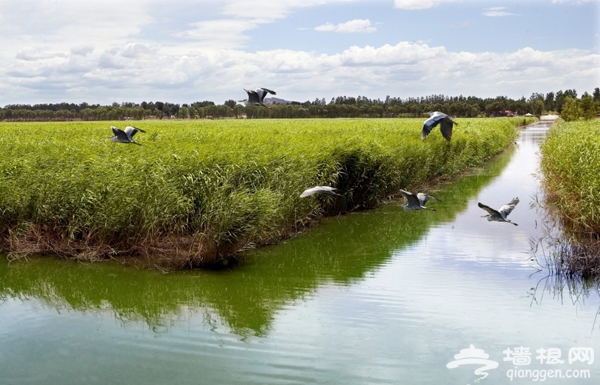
478,202,501,217
417,193,430,206
421,122,434,140
439,118,454,141
300,186,338,198
256,89,267,103
401,190,422,208
300,189,316,198
111,126,129,141
421,112,448,140
498,197,519,219
124,126,146,137
260,88,276,95
418,193,440,205
244,89,260,104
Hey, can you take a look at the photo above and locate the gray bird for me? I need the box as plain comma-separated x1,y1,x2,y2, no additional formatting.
109,126,146,145
238,87,276,106
478,197,519,226
300,186,341,198
399,189,441,211
421,111,458,141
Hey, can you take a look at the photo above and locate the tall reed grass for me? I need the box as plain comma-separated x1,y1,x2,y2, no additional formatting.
539,119,600,276
540,119,600,235
0,118,530,268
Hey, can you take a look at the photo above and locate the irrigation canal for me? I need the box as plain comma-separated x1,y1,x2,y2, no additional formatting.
2,118,600,384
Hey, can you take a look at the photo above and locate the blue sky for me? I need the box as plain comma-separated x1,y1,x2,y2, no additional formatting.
0,0,598,106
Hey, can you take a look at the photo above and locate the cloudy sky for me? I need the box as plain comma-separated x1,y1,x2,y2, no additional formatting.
0,0,598,106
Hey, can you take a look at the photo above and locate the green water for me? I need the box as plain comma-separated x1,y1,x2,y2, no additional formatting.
1,121,599,384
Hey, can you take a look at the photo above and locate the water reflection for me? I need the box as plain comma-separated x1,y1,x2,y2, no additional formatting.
530,271,600,310
529,193,600,313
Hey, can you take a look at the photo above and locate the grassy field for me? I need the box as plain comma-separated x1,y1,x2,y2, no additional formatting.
540,119,600,276
0,117,532,268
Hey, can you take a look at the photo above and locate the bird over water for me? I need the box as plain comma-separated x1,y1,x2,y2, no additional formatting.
478,197,520,226
399,189,441,211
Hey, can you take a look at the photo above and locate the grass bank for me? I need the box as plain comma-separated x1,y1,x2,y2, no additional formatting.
0,117,532,268
540,119,600,276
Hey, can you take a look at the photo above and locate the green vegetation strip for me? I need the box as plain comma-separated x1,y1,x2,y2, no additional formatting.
539,119,600,277
541,119,600,235
0,118,530,268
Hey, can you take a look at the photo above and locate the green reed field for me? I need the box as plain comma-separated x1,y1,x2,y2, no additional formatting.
540,118,600,265
540,119,600,277
541,119,600,235
0,117,532,268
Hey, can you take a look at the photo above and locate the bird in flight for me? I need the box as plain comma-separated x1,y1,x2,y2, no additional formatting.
109,126,146,145
239,87,277,106
478,197,520,226
421,111,458,141
300,186,341,198
399,189,441,211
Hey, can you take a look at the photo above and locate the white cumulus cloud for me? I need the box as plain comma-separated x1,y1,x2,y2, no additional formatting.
5,40,597,104
315,19,376,33
15,48,68,61
483,6,514,17
71,45,95,57
394,0,457,10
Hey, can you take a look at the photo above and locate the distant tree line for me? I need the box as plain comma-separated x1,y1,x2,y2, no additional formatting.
1,88,598,121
